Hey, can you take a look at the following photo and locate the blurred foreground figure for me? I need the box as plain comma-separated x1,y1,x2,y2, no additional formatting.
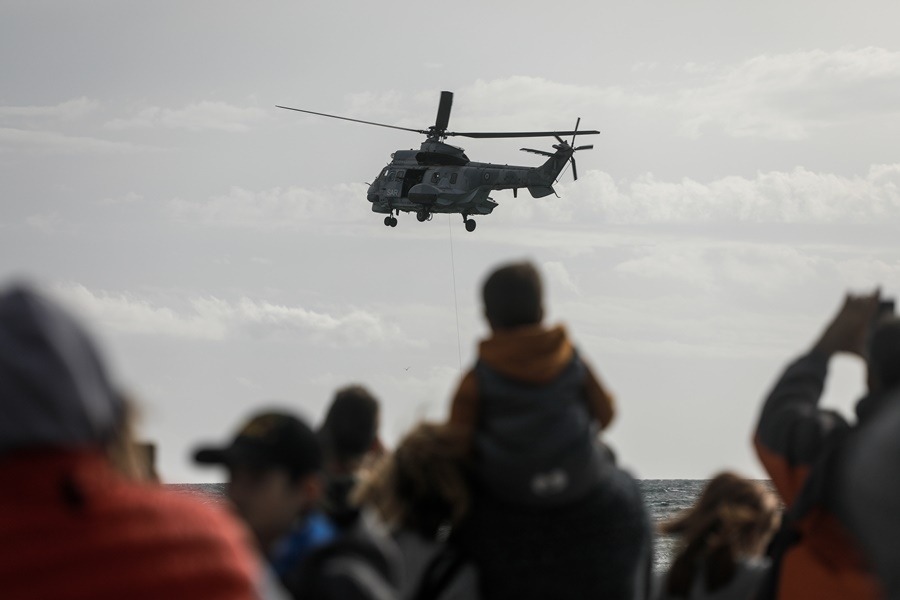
839,384,900,600
318,385,385,529
0,284,259,600
656,473,780,600
448,261,651,599
194,411,334,576
754,291,899,599
196,409,400,600
356,422,480,600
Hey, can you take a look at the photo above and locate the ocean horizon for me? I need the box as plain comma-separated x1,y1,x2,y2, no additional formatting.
168,478,760,572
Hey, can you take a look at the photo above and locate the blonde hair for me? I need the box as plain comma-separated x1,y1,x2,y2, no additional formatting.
660,472,780,597
105,395,159,483
354,422,470,538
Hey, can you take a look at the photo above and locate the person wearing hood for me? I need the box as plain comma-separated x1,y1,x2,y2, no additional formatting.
448,260,617,507
0,284,261,600
446,261,651,599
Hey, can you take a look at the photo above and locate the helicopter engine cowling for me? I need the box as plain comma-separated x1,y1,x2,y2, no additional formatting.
408,183,440,205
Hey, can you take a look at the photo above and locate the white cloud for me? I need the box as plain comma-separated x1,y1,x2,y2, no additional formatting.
344,90,409,121
564,295,807,360
834,257,900,288
631,61,659,73
97,192,143,206
167,184,368,228
330,78,651,133
105,101,267,132
615,248,718,291
25,212,64,235
432,50,900,141
0,97,99,120
55,284,225,340
543,261,580,295
614,244,822,296
235,376,264,391
554,164,900,225
168,162,900,238
673,47,900,140
53,283,418,347
456,77,654,131
0,127,146,154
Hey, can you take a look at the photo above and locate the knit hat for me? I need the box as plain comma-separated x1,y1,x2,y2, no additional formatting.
0,284,123,453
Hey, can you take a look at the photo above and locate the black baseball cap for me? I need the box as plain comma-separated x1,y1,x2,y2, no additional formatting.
193,411,322,478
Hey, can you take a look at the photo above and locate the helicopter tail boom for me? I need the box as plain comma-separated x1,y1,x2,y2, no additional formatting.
534,146,572,184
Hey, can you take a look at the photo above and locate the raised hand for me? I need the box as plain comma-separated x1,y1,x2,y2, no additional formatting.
813,290,881,358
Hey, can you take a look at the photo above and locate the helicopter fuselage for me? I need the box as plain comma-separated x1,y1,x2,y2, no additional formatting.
366,141,569,218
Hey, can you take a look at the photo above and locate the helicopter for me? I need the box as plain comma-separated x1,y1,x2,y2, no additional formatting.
276,91,598,232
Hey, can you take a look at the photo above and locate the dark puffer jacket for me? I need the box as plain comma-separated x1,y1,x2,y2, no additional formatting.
456,466,651,600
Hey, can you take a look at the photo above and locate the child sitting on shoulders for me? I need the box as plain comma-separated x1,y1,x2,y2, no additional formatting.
447,260,617,507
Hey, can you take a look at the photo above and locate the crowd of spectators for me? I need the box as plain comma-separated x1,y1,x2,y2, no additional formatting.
1,262,899,600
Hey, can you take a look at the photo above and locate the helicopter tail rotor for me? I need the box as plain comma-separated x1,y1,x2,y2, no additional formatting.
562,118,594,181
523,118,595,181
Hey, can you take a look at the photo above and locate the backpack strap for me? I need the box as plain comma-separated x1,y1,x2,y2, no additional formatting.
286,534,398,600
411,544,469,600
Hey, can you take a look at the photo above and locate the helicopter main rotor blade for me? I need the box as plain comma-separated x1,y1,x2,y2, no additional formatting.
275,105,428,135
447,129,600,139
434,91,453,132
520,148,555,156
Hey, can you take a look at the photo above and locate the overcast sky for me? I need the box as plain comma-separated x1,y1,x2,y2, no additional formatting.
3,1,900,481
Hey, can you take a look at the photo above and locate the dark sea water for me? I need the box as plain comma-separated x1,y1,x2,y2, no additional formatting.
168,480,732,573
637,479,709,572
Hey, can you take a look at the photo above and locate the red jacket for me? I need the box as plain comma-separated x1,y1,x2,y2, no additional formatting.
0,449,260,600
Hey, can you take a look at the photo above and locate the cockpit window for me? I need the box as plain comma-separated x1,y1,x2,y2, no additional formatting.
397,170,405,179
382,168,389,178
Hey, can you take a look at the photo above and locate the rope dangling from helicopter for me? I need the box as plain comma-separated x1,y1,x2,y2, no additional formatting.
448,215,463,373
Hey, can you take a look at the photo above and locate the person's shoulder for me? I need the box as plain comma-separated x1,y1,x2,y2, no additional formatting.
286,509,402,600
111,481,256,552
49,478,261,599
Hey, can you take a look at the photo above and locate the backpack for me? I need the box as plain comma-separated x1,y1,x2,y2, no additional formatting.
284,520,401,600
410,543,470,600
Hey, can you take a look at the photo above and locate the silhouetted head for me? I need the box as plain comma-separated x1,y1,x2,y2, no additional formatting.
482,261,544,331
194,410,324,551
661,472,780,597
867,317,900,395
0,283,125,453
320,385,381,470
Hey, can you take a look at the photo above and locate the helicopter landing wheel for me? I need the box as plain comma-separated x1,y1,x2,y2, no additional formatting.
465,219,476,232
389,216,397,227
416,211,429,223
384,216,392,226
